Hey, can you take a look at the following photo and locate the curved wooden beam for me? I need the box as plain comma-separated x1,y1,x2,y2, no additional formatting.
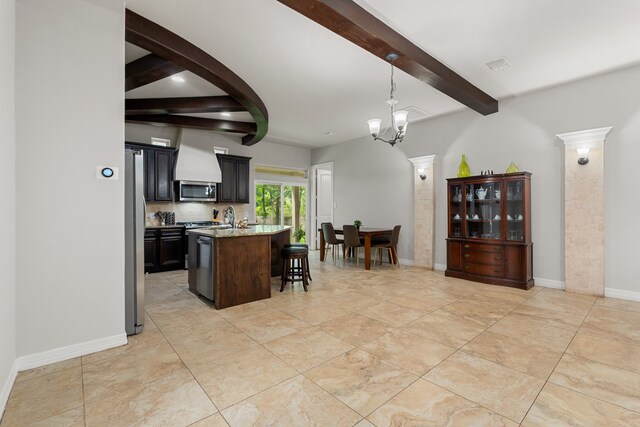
125,54,184,92
276,0,498,115
126,96,246,115
125,9,268,145
125,115,257,135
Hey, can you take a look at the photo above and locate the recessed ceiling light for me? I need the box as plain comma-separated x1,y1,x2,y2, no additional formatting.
171,76,185,83
486,57,511,71
221,112,231,117
324,131,334,135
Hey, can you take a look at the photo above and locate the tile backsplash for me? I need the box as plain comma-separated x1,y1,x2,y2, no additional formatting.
147,202,250,226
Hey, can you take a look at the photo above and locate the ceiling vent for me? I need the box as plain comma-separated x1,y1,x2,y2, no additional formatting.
486,57,511,71
402,105,432,123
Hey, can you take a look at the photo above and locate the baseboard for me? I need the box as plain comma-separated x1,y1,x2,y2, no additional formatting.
434,263,447,272
604,287,640,302
533,277,565,290
16,333,127,371
0,360,17,421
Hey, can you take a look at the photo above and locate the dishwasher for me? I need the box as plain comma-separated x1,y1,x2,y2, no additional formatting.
196,236,215,301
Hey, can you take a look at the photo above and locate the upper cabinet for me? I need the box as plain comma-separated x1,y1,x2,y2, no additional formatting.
125,143,175,202
216,154,251,204
445,172,533,290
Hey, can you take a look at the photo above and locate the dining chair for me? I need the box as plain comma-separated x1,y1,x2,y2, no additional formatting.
321,222,343,263
342,225,363,266
372,225,401,268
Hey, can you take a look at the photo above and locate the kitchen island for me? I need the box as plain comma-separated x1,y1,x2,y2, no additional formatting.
187,225,291,309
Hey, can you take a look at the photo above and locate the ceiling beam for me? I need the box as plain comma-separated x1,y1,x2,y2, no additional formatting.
125,114,257,135
125,96,246,115
276,0,498,115
125,9,268,145
125,54,184,92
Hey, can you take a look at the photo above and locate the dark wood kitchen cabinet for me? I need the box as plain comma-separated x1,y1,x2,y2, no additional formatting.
445,172,534,290
216,154,251,204
144,226,185,273
125,142,175,202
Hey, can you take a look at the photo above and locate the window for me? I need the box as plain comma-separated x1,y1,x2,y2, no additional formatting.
255,183,307,243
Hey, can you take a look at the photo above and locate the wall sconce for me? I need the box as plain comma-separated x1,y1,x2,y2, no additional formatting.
417,168,427,180
577,147,589,165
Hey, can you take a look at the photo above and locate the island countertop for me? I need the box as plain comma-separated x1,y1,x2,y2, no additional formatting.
186,224,291,238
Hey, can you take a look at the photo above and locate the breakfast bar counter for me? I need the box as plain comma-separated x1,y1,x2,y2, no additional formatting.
186,225,291,309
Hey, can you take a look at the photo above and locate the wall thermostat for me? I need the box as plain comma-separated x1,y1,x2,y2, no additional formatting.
97,166,118,180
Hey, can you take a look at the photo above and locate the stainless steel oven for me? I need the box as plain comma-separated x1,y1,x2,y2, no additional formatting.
176,181,217,202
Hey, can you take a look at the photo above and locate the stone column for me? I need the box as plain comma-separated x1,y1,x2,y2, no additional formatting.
556,127,612,296
408,155,436,268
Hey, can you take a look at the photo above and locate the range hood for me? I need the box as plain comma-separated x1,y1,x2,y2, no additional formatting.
174,133,222,183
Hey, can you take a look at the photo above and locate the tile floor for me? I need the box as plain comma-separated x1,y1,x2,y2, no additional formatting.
3,252,640,426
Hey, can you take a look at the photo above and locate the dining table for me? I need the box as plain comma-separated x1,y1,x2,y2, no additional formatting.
318,226,395,270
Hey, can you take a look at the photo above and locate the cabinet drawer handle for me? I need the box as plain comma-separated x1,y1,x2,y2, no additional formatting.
464,244,470,249
464,254,470,258
464,265,470,270
495,246,502,251
495,256,501,261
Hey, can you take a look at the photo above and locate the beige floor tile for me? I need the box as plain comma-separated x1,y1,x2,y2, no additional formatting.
264,328,353,372
1,368,83,426
214,300,274,323
145,283,190,307
567,331,640,374
424,352,544,423
549,354,640,413
523,382,640,427
319,313,395,346
368,379,517,427
521,288,595,316
189,413,229,427
489,313,575,352
327,291,383,312
85,369,216,427
469,288,531,306
82,326,168,364
15,357,81,383
170,328,258,369
358,330,455,376
233,309,311,343
512,304,585,331
581,306,640,344
353,419,374,427
190,346,298,409
27,406,85,427
462,330,564,380
389,290,457,313
221,375,361,426
401,309,485,348
82,342,185,402
277,301,350,325
441,299,513,328
595,296,640,313
154,311,237,344
358,301,424,327
306,348,417,416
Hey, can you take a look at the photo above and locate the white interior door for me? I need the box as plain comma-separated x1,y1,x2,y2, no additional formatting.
315,168,333,249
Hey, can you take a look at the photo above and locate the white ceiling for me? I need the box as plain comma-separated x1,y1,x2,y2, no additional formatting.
125,0,640,148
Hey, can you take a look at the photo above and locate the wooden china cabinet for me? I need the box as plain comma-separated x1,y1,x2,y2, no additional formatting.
445,172,534,290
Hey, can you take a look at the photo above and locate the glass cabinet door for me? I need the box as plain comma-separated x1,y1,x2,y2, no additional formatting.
465,181,501,240
505,179,524,241
448,184,463,237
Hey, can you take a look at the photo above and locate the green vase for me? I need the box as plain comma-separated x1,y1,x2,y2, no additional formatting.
457,154,471,178
506,161,520,173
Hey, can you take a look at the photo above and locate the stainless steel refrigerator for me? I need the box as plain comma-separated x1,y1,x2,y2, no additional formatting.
125,148,145,335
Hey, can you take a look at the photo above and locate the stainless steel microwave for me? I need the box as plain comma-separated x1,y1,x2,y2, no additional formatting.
176,181,217,202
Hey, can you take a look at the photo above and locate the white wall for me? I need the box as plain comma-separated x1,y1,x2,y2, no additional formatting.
312,64,640,292
311,140,415,261
15,0,126,358
0,0,17,414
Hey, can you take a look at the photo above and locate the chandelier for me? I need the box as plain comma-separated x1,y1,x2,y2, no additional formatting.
367,53,408,147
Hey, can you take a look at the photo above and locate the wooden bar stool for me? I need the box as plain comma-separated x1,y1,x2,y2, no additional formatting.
280,246,310,292
284,243,312,281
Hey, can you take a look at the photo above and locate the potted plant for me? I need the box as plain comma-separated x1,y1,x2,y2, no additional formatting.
353,219,362,230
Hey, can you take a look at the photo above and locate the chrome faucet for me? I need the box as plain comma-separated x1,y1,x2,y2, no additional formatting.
224,205,235,227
